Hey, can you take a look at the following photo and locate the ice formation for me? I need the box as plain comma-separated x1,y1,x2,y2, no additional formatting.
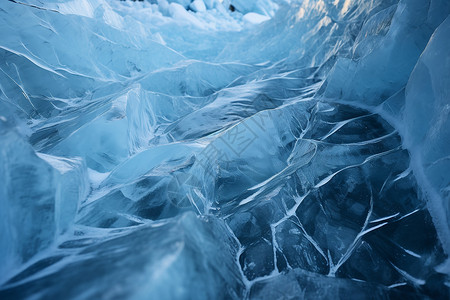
0,0,449,299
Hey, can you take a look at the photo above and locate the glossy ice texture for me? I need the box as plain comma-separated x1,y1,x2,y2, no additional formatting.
0,0,449,299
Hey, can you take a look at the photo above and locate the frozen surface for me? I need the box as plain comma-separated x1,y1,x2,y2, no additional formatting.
0,0,449,299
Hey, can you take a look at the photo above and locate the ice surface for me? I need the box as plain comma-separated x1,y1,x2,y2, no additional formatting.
1,212,244,299
0,0,449,299
229,0,280,16
403,15,450,255
0,123,88,282
190,0,206,12
243,12,270,24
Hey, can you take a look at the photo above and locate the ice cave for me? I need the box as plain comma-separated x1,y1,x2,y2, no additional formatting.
0,0,449,299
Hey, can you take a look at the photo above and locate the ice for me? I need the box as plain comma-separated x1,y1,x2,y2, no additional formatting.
323,0,450,106
167,0,192,9
0,124,88,282
203,0,216,10
249,268,399,299
1,0,450,299
190,0,206,12
243,12,271,24
230,0,280,16
1,212,244,299
403,15,450,253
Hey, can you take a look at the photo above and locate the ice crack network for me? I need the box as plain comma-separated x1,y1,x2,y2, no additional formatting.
0,0,450,299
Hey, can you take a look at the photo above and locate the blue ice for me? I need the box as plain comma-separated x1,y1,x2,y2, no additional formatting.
0,0,449,299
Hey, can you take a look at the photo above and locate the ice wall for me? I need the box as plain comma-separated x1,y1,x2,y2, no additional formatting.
404,16,450,253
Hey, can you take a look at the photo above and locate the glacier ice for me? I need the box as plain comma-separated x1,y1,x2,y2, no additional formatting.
0,0,449,299
0,123,88,282
2,212,244,299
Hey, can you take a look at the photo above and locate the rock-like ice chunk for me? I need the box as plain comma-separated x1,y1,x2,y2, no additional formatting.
404,15,450,251
0,128,88,282
190,0,207,12
0,213,244,300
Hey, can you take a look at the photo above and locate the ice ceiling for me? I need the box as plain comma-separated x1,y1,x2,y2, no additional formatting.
0,0,450,299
